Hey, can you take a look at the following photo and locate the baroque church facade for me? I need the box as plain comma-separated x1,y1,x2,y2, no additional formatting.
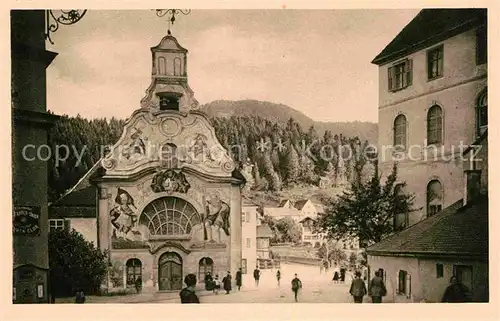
52,33,247,292
97,34,245,291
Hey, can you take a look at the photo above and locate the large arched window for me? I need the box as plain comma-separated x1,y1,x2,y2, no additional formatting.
139,197,202,236
126,258,142,286
393,114,407,149
174,57,182,76
477,90,487,134
198,257,214,281
158,57,167,75
160,143,178,169
394,183,409,229
427,180,443,217
427,105,443,145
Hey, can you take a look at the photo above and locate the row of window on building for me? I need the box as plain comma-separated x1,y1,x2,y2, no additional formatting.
122,257,217,286
388,26,486,93
157,57,183,77
393,89,487,149
378,263,473,299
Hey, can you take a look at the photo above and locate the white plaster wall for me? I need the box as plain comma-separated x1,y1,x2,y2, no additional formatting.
377,27,487,223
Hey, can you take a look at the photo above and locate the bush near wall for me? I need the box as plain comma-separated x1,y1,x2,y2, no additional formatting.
48,228,108,297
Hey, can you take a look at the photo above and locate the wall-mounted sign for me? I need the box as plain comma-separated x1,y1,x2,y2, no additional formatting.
13,206,41,236
37,284,44,299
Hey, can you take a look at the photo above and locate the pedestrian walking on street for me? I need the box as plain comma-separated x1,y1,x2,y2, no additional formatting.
291,274,302,302
340,268,346,283
333,271,340,283
134,276,142,294
236,268,243,291
349,271,367,303
74,289,85,304
276,270,281,287
213,275,221,295
205,272,214,291
368,271,387,303
441,276,472,303
180,274,200,303
253,267,261,287
223,271,232,294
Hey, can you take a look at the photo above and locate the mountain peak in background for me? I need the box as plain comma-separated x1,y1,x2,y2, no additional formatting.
202,100,378,142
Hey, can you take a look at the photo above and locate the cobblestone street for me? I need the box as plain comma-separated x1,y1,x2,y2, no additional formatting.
56,264,375,304
157,263,369,304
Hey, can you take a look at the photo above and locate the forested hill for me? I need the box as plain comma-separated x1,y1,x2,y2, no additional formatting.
47,102,377,202
202,100,377,142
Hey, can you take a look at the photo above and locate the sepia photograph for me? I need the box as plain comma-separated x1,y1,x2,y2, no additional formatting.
10,7,490,308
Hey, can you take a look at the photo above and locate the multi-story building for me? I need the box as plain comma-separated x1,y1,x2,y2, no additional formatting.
299,217,324,247
11,10,60,304
256,223,273,269
241,198,258,274
49,31,247,293
367,8,488,303
373,9,487,228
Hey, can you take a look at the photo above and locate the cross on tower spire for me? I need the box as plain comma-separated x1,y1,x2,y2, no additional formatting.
155,9,191,36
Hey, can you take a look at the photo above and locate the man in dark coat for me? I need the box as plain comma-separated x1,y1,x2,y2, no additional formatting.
253,267,261,287
291,273,302,302
204,272,214,291
349,271,367,303
368,271,386,303
442,276,471,302
179,274,200,304
222,271,232,294
236,268,243,291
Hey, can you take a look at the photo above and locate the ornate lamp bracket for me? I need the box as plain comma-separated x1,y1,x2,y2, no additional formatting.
155,9,191,35
45,9,87,44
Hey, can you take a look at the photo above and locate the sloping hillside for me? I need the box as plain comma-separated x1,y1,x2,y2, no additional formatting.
202,99,377,142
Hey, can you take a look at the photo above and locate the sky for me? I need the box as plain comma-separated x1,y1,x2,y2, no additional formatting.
46,9,420,123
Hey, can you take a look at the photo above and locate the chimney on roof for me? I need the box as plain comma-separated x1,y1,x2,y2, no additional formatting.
464,170,481,206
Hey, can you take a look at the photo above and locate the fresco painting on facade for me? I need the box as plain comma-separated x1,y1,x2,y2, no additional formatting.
188,133,213,162
110,188,151,249
122,127,148,161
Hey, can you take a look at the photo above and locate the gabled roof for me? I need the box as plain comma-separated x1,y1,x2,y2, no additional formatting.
294,199,310,210
257,224,273,238
372,9,487,65
367,197,488,260
50,158,103,206
279,199,291,207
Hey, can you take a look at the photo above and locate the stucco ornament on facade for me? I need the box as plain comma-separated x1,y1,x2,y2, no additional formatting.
101,110,235,177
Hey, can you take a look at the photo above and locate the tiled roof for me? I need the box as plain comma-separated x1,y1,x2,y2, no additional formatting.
257,224,273,238
52,186,97,207
264,207,300,217
372,9,486,65
49,185,97,219
49,206,96,219
367,197,488,259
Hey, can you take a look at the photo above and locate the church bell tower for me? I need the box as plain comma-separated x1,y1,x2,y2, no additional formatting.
140,33,199,113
